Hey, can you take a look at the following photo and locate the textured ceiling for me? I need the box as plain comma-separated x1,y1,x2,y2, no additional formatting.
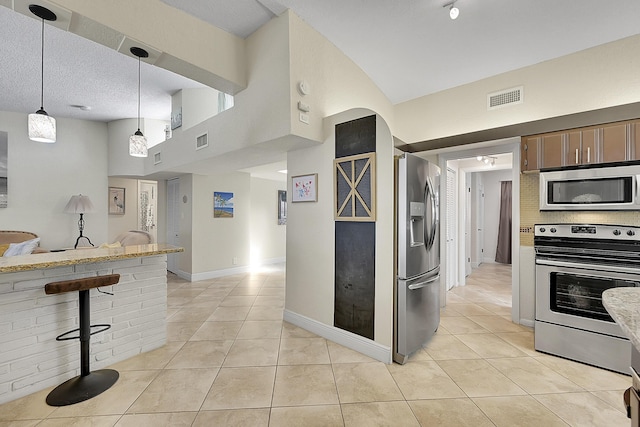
1,0,640,122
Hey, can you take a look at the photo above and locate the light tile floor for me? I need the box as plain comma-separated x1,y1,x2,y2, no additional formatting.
0,263,631,426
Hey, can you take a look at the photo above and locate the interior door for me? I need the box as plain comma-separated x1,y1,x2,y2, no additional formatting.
445,167,456,290
477,182,484,265
138,180,158,243
465,174,471,276
166,178,180,274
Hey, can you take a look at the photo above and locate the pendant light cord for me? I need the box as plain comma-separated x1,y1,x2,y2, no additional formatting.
40,17,45,110
137,55,141,131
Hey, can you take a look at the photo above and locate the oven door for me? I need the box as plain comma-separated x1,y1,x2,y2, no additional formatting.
536,259,640,338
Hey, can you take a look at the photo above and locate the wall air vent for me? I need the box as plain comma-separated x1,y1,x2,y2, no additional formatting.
196,133,208,150
487,86,523,110
154,152,162,165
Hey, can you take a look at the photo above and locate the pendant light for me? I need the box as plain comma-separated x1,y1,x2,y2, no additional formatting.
129,47,149,157
28,4,57,143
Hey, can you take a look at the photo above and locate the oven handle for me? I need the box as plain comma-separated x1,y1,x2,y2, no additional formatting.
536,258,640,275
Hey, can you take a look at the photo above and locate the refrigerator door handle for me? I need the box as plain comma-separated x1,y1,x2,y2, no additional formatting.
408,274,440,290
424,177,437,250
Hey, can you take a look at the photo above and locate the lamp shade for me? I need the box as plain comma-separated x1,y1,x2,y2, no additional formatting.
28,110,56,143
129,131,148,157
64,194,95,214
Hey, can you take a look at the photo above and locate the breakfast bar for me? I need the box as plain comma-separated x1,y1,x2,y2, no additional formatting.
0,244,183,405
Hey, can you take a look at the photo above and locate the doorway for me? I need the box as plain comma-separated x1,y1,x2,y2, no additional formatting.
138,180,158,243
437,138,521,323
166,178,180,274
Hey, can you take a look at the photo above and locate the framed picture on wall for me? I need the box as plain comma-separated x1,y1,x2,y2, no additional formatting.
214,191,234,218
109,187,125,215
292,174,318,202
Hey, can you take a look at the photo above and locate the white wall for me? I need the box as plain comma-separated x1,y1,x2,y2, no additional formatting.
0,111,108,250
478,169,512,263
250,177,286,266
286,109,394,352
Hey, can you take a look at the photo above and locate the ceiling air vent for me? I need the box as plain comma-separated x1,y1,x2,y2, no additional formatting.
154,152,162,165
196,133,208,150
487,86,523,110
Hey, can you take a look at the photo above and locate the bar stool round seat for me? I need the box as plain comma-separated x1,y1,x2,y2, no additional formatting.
44,274,120,406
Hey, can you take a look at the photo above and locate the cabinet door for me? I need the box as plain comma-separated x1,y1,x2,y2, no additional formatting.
581,128,597,165
540,133,563,169
601,123,627,163
567,131,582,166
521,137,539,171
634,121,640,160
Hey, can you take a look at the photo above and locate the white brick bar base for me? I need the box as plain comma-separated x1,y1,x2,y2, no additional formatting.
0,255,168,404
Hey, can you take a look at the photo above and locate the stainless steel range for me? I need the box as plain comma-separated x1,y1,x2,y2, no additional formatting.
535,223,640,374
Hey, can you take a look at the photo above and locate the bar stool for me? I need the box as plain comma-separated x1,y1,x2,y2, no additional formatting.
44,274,120,406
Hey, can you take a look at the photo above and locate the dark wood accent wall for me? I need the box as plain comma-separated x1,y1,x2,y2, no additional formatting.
334,115,376,340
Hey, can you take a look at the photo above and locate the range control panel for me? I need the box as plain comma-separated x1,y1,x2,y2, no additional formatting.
535,224,640,241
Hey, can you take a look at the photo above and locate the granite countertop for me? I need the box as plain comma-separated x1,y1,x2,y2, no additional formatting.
603,287,640,351
0,243,183,273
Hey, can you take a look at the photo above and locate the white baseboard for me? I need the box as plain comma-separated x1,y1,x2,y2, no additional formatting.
254,256,286,266
172,257,286,282
283,309,392,364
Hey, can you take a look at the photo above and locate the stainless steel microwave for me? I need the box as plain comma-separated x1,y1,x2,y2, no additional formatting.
540,164,640,210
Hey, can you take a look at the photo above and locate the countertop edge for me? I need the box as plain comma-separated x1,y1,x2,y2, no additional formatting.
603,287,640,352
0,244,184,273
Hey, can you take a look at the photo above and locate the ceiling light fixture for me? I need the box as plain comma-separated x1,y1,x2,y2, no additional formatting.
129,47,149,157
443,1,459,20
477,155,497,167
28,4,57,143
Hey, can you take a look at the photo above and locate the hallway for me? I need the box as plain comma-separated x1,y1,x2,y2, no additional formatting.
0,263,630,426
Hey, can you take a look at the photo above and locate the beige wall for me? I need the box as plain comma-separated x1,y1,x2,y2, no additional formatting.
190,172,251,274
49,0,247,94
287,12,395,143
250,178,287,265
106,177,140,243
395,34,640,145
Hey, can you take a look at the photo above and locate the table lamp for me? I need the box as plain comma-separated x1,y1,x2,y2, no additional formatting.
64,194,95,248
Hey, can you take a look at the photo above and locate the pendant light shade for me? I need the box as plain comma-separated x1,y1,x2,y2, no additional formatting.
28,4,57,143
129,47,149,157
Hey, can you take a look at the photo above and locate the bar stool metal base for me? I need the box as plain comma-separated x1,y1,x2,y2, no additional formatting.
46,369,119,406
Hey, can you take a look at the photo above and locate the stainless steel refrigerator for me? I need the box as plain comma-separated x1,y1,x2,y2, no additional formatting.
394,153,441,364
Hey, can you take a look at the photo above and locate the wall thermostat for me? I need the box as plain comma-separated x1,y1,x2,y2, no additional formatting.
297,80,310,96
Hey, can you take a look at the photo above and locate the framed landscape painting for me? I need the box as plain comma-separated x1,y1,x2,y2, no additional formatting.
214,191,234,218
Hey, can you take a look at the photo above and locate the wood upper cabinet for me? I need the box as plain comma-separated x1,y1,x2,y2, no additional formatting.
601,122,627,163
521,136,539,171
521,133,563,171
634,120,640,159
521,119,639,172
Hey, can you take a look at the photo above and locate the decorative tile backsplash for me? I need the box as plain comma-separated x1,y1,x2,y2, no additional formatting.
519,173,640,246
